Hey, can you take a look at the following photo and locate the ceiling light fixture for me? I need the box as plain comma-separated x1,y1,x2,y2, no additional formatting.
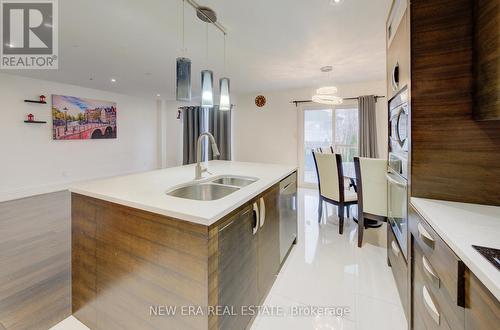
200,22,214,108
312,94,343,105
312,67,343,105
219,34,231,111
111,78,116,82
176,0,192,102
330,0,344,5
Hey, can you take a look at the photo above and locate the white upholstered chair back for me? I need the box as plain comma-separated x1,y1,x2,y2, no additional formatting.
313,152,341,202
357,157,388,217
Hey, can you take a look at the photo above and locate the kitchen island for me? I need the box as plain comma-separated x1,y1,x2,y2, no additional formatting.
70,161,297,330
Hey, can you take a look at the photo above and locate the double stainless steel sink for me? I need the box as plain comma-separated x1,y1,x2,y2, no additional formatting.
166,175,258,201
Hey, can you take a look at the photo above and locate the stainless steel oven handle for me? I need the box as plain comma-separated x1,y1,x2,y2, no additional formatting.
385,173,407,188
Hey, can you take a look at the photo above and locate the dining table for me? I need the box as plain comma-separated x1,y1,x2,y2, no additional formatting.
342,162,357,191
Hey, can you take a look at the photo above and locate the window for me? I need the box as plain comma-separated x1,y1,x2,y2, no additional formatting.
333,107,359,163
300,106,359,186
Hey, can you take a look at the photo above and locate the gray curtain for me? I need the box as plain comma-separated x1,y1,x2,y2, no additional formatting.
358,95,379,158
182,106,204,165
208,107,232,161
182,106,231,165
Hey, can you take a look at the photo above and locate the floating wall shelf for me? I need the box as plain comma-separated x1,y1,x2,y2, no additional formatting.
24,100,47,104
24,120,47,124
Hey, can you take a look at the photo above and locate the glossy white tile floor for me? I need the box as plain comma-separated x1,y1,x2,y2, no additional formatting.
51,188,406,330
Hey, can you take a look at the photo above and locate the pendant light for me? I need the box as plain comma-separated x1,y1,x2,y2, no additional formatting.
201,69,214,108
312,66,343,105
176,0,191,102
201,22,214,108
219,34,231,111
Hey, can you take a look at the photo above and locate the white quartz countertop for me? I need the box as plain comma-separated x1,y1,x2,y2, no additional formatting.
70,161,296,226
411,197,500,301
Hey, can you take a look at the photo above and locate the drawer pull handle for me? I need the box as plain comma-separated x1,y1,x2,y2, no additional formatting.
417,223,435,249
391,240,401,257
423,286,440,325
422,256,440,287
252,202,259,235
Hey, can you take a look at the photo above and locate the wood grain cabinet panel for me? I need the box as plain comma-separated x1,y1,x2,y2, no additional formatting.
387,224,409,320
217,206,258,330
410,0,500,206
409,206,465,310
257,186,280,302
465,270,500,330
72,173,296,330
412,250,453,330
473,0,500,121
387,8,410,99
412,241,464,330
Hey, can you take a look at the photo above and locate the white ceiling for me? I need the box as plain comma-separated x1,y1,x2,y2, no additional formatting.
2,0,392,100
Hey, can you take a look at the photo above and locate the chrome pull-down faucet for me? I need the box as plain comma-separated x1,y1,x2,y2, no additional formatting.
195,132,220,180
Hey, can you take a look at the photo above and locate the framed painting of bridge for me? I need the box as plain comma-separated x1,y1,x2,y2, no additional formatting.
52,95,117,140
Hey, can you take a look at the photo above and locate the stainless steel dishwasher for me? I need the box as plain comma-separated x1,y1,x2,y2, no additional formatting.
279,172,298,263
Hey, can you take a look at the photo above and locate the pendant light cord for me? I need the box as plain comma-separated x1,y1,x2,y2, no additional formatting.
181,0,186,55
223,34,226,75
205,22,209,66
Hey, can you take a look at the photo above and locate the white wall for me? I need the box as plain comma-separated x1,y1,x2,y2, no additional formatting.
164,100,184,168
233,80,387,166
0,73,158,202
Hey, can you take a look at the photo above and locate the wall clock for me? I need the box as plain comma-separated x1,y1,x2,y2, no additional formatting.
255,95,266,107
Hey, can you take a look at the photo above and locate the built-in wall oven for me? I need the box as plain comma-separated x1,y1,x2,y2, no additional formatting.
387,87,409,259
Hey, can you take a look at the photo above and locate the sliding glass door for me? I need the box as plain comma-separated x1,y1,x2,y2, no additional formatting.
299,105,359,187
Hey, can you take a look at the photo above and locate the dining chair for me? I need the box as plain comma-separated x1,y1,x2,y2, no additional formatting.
318,146,335,154
312,151,358,234
353,157,388,248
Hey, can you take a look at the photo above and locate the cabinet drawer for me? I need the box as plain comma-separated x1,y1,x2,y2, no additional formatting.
409,206,465,308
413,242,464,330
387,224,408,319
413,256,452,330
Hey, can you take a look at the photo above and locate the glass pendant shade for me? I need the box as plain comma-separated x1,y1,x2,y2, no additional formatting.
219,77,231,111
176,57,191,101
201,70,214,108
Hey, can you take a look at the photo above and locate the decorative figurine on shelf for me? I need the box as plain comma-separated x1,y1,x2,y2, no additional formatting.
39,95,46,103
27,113,34,122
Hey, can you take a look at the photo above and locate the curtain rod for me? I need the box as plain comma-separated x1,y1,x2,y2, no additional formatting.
290,95,386,107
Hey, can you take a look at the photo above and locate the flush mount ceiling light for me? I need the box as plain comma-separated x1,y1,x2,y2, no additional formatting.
329,0,344,5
